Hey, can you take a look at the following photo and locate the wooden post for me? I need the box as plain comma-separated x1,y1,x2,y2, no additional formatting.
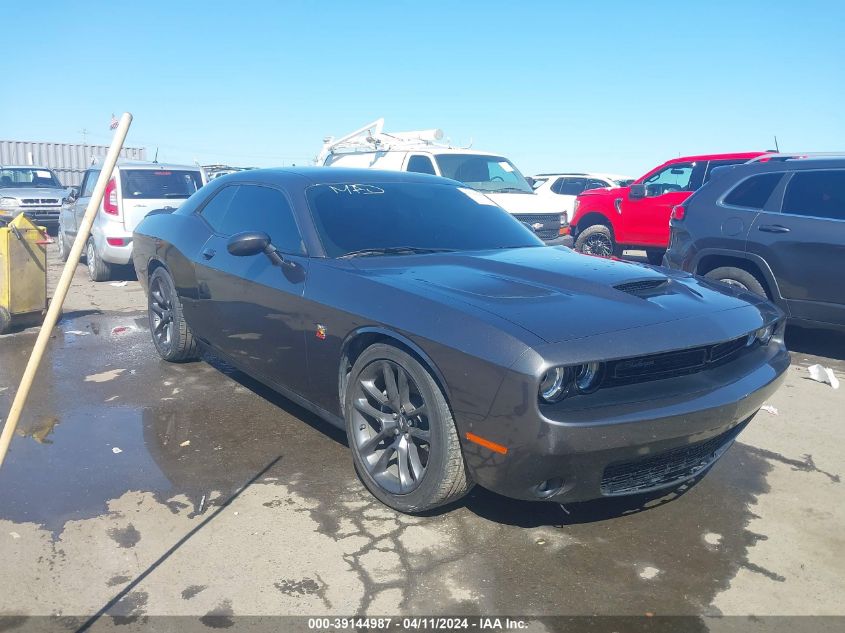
0,113,133,470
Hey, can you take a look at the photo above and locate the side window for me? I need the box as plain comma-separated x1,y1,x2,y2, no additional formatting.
643,162,705,195
219,185,305,254
586,179,607,191
723,173,783,209
406,155,436,175
557,178,587,195
782,170,845,220
82,171,100,197
199,185,239,232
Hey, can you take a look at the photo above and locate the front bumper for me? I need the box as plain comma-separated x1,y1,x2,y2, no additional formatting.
0,209,59,228
460,337,789,503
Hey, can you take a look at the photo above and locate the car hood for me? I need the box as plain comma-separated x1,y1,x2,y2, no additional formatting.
576,185,626,201
484,191,568,215
0,187,66,200
352,247,765,344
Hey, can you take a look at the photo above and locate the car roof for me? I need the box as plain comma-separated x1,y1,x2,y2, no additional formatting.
332,147,507,159
111,160,203,171
0,165,56,170
670,152,768,163
718,156,845,177
222,166,462,187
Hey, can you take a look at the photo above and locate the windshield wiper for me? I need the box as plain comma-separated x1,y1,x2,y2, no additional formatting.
339,246,457,259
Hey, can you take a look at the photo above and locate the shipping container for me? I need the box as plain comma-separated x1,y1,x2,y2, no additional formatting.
0,140,146,187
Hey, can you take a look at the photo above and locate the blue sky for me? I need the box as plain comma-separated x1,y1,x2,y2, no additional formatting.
2,0,843,177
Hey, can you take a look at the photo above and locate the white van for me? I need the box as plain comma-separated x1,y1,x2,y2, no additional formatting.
317,119,572,246
58,161,206,281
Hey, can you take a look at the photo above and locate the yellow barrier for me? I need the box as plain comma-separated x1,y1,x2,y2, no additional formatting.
0,214,49,334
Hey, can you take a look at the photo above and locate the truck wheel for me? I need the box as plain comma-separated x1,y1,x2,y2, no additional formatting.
86,237,112,282
646,249,665,266
0,307,10,335
705,266,767,298
575,225,619,258
345,343,473,513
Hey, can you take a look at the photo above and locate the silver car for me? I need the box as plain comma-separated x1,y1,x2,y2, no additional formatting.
0,165,68,228
59,161,206,281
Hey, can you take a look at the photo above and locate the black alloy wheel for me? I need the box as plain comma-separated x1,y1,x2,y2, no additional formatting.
147,267,199,362
149,273,175,354
345,344,472,513
351,359,431,494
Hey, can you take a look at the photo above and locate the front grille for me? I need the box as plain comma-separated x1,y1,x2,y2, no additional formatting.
600,422,746,495
21,198,60,205
604,335,751,386
513,213,560,241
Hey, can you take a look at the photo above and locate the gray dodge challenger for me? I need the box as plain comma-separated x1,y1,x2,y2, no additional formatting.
132,168,789,513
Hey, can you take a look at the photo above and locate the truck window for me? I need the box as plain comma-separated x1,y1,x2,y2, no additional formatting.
406,155,436,175
434,154,533,193
643,162,706,195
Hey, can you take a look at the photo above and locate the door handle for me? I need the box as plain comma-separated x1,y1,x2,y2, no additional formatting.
758,225,791,234
202,247,216,260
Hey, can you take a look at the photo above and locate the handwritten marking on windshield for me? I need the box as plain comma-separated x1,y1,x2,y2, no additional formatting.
329,184,385,195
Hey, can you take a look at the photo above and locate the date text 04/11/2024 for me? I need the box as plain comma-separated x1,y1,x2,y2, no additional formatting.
306,617,529,630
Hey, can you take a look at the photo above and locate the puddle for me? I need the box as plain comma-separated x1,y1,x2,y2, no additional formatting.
0,312,793,615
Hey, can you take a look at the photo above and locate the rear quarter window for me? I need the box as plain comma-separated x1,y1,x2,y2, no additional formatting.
782,170,845,220
723,173,783,209
120,169,203,199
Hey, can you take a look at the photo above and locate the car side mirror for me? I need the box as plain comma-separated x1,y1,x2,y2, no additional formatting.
66,187,79,201
227,231,271,257
227,230,294,269
628,184,646,199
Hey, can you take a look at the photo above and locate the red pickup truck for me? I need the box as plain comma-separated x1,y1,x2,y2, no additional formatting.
570,152,768,264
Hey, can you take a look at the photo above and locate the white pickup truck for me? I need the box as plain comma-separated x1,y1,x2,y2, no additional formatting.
316,119,572,246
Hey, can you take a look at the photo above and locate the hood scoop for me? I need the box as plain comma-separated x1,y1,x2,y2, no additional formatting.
614,278,670,296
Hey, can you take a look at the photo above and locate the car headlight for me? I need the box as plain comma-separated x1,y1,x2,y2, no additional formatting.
0,197,20,210
539,362,606,403
755,324,774,345
539,367,571,403
574,362,603,393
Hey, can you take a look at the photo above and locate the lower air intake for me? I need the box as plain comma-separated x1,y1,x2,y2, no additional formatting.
600,422,746,496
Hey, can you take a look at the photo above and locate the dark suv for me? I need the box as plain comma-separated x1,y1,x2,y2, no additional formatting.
664,155,845,330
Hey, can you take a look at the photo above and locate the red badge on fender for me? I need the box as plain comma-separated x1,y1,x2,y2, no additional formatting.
315,325,327,340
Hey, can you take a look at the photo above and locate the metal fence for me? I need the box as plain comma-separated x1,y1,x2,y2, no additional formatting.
0,140,146,187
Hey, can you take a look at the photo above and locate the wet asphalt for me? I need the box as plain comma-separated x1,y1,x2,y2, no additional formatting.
0,252,843,624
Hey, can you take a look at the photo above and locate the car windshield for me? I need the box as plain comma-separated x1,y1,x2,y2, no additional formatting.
434,154,534,194
120,169,203,199
306,182,543,258
0,167,62,189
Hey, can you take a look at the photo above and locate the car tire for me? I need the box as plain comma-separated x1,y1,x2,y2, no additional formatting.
147,267,200,362
344,343,473,513
646,249,665,266
575,224,619,258
56,222,70,262
705,266,767,298
86,237,112,282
